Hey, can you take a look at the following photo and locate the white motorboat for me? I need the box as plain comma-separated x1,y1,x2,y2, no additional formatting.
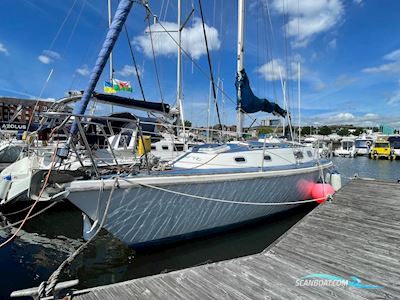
387,136,400,158
354,136,373,156
302,136,331,158
334,138,356,158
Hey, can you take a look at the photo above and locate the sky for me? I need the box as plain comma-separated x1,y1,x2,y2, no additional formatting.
0,0,400,128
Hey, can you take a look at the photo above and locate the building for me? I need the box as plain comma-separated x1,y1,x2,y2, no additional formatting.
0,97,54,131
260,118,280,127
380,124,395,135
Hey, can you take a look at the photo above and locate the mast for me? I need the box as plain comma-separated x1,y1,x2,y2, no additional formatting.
108,0,113,82
108,0,114,114
298,61,301,143
177,0,186,141
206,81,212,142
236,0,245,138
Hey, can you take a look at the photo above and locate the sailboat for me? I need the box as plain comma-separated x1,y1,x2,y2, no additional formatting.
3,0,334,247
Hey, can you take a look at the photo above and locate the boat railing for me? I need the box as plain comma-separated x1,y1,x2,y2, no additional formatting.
31,112,141,177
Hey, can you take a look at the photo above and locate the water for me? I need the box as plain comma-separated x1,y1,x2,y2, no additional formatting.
332,156,400,182
0,156,399,299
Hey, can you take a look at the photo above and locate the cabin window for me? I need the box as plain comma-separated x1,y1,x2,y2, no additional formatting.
307,151,313,157
264,155,272,161
162,145,169,150
151,146,156,150
174,144,184,151
234,157,246,163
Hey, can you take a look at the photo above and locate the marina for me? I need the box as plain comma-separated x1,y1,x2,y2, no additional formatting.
61,178,400,300
0,0,400,299
6,177,400,299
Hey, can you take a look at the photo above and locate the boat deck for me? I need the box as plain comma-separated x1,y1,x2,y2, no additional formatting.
64,179,400,299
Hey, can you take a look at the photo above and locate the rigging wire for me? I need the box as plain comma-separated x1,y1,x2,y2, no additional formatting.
48,0,80,51
63,0,87,56
142,3,263,128
198,0,222,130
145,13,165,104
263,0,279,103
123,25,147,102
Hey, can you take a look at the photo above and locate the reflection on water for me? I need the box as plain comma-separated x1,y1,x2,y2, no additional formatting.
332,156,400,183
0,157,399,299
0,202,315,299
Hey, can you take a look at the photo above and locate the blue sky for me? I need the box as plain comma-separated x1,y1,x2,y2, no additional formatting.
0,0,400,128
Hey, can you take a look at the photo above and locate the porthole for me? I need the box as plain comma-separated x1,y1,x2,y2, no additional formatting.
264,155,272,161
234,157,246,162
162,145,169,150
307,151,312,157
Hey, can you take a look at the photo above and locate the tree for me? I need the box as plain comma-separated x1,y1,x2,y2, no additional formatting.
301,126,311,136
337,128,350,136
258,127,273,135
353,127,365,136
184,120,192,128
319,126,332,135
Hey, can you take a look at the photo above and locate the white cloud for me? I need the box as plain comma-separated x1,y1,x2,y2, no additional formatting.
256,58,299,81
271,0,344,48
313,81,328,91
0,43,9,56
327,38,336,49
38,55,51,64
75,64,90,76
387,80,400,105
133,18,220,60
353,0,363,5
335,112,355,121
37,49,61,64
312,112,380,126
117,64,142,77
363,48,400,74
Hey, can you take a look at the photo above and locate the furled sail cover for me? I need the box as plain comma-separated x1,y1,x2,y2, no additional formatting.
235,69,287,117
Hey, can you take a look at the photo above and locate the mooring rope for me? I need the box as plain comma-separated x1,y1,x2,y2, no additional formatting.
137,182,330,206
0,140,59,249
38,177,118,299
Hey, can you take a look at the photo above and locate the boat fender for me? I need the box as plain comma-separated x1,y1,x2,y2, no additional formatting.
83,214,98,241
0,175,12,202
311,183,335,204
324,172,331,184
331,173,342,191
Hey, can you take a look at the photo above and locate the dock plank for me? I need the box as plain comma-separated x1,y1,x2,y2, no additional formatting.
70,179,400,300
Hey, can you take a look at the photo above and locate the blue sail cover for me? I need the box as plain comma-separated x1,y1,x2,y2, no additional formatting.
70,0,134,134
235,69,286,117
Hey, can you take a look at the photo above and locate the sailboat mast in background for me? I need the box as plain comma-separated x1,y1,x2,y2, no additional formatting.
236,0,245,138
177,0,186,141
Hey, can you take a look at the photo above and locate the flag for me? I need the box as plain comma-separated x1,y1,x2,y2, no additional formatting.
112,79,132,92
104,81,116,93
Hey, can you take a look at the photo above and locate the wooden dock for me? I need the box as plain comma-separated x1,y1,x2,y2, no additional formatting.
69,179,400,299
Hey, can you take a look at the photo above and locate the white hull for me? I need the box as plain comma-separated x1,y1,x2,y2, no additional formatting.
355,148,370,156
67,162,331,247
334,149,356,157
